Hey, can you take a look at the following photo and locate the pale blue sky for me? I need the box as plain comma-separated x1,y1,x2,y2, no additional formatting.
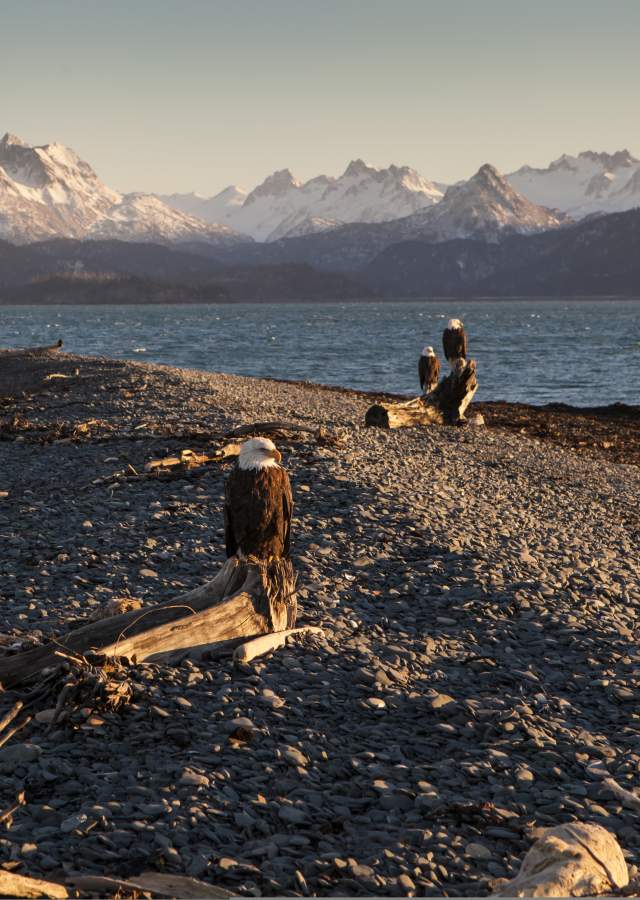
2,0,639,195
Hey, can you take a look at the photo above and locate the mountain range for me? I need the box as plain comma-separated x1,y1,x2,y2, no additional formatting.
507,150,640,218
364,208,640,297
1,130,639,300
156,148,640,241
157,159,445,241
2,131,639,252
2,206,639,302
200,163,569,272
0,133,247,247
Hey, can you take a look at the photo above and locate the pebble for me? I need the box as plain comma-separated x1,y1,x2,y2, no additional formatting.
278,806,308,825
466,842,493,861
365,697,387,710
179,769,209,787
0,743,41,772
282,746,308,767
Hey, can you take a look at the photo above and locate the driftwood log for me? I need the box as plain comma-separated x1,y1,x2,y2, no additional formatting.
67,872,233,899
142,422,336,476
365,359,478,429
224,421,319,439
494,822,628,897
1,339,63,356
0,556,296,689
144,442,242,473
0,869,68,899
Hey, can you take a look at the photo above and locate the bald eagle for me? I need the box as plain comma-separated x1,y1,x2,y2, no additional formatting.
442,319,467,369
418,346,440,394
224,437,293,560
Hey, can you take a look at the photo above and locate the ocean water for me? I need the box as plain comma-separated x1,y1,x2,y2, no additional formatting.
1,299,638,406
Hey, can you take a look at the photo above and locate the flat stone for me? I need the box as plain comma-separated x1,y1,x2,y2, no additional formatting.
282,746,308,767
466,842,492,861
0,743,41,772
365,697,386,710
179,769,209,787
278,805,308,825
429,693,456,710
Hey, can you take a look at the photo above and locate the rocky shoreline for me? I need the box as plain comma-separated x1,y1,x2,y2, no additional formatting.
0,351,639,897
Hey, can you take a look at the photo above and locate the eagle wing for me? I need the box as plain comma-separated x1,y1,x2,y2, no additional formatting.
443,328,467,361
224,472,238,558
431,354,441,386
418,355,427,391
281,469,293,558
442,329,452,360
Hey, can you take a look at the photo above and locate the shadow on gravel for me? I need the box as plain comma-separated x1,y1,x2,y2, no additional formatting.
271,463,640,888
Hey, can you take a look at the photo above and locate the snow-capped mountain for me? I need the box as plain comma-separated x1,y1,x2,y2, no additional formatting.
398,163,569,243
0,133,247,246
212,164,568,272
155,185,248,229
158,159,444,241
507,150,640,218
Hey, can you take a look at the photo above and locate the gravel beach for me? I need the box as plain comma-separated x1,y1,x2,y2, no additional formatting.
0,350,639,897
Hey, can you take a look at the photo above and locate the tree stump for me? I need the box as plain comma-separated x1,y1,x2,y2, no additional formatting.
365,360,477,429
0,556,296,689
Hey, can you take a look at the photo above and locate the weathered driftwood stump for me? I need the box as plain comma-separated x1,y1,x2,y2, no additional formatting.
494,822,628,897
366,359,478,429
0,556,296,689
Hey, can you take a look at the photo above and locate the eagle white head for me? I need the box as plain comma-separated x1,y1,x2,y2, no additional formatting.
447,318,463,330
238,437,282,471
421,346,435,357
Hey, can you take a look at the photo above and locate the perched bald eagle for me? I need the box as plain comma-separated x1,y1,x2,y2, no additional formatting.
224,437,293,560
442,319,467,369
418,346,440,394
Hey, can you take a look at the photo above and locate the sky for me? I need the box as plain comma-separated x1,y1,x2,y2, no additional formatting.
1,0,639,196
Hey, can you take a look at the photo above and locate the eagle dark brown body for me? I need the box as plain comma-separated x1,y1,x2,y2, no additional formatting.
442,320,467,366
224,464,293,560
419,352,440,393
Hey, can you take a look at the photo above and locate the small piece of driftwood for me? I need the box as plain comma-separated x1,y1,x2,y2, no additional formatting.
67,871,234,898
365,360,478,429
144,442,242,473
0,790,25,827
0,556,297,689
603,777,640,813
0,870,67,899
0,701,23,734
234,626,324,663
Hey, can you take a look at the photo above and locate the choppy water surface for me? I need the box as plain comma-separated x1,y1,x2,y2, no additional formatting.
1,299,638,405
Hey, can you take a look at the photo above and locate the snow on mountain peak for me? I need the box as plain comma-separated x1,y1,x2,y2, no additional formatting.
0,133,247,246
158,159,445,241
472,163,505,188
578,149,638,169
508,149,640,217
244,169,302,205
343,159,376,178
400,163,567,243
0,132,29,149
215,184,248,203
